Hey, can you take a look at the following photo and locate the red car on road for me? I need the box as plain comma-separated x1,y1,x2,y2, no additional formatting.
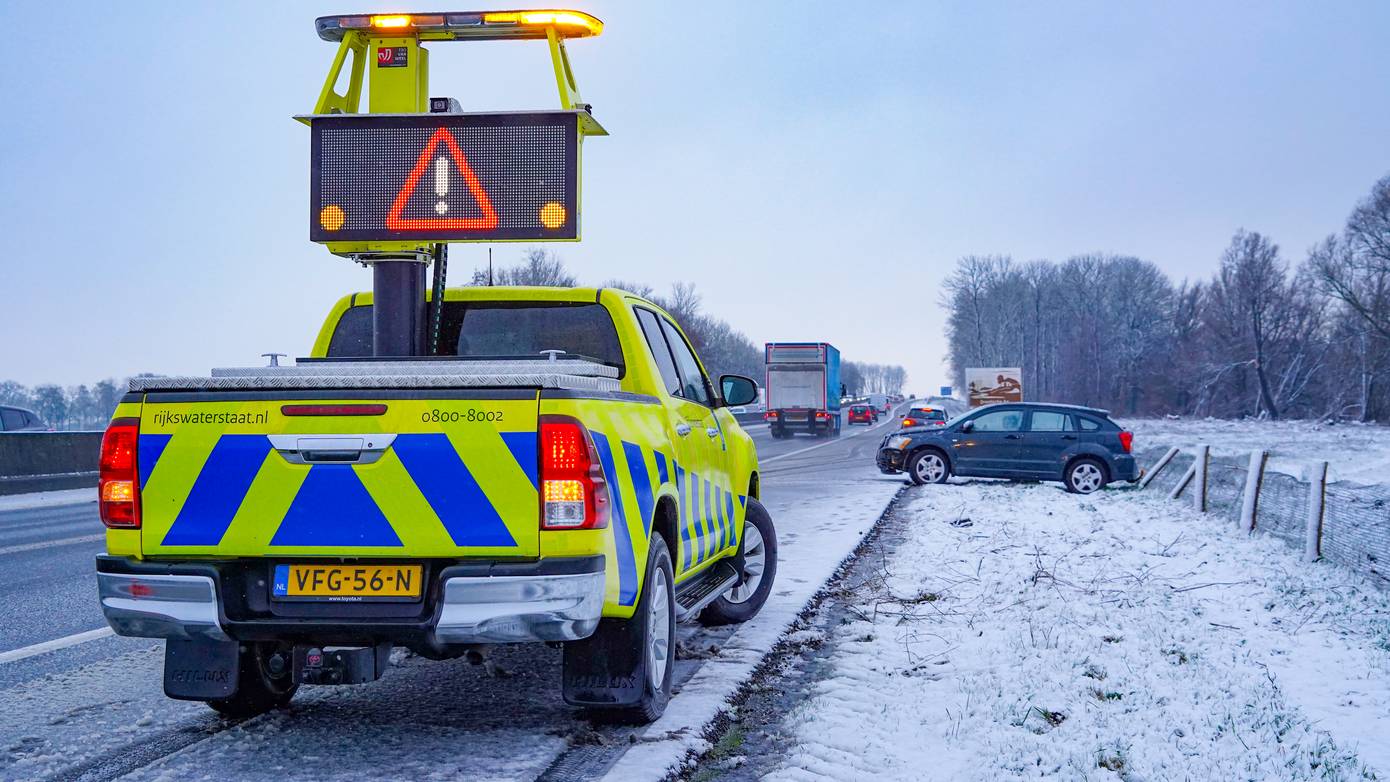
847,404,876,424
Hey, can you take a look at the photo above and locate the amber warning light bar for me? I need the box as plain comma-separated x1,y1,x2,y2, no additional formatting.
315,10,603,41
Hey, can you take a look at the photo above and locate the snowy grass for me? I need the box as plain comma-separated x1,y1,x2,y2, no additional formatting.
761,481,1390,781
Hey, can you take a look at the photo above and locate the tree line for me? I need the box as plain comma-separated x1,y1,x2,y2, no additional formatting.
0,379,126,431
472,249,907,396
942,174,1390,421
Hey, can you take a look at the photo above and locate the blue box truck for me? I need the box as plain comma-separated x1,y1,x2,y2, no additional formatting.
764,342,841,439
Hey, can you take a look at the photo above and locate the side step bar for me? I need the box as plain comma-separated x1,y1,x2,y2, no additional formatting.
674,560,739,621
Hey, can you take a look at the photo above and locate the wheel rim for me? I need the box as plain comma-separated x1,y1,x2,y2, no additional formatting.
915,453,946,483
1072,463,1102,493
724,523,766,604
646,569,671,689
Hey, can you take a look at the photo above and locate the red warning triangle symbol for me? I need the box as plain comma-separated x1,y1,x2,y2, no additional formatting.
385,127,499,231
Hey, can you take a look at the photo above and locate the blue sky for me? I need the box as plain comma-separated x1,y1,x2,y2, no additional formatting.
2,2,1388,390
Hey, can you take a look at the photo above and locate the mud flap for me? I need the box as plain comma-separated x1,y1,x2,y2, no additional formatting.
561,617,643,707
164,638,239,700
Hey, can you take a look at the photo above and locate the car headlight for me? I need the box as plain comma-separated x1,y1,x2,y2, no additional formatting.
886,435,911,451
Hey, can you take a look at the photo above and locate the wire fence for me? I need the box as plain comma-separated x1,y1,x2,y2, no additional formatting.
1135,445,1390,589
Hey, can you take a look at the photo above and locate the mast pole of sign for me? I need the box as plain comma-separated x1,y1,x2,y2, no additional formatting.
365,33,431,357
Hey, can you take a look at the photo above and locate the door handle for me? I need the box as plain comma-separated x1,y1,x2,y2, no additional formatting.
1062,435,1077,440
1005,434,1022,440
268,434,396,465
706,427,721,439
675,423,692,437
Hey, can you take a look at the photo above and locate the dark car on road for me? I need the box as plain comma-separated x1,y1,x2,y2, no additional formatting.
877,403,1138,494
0,405,48,432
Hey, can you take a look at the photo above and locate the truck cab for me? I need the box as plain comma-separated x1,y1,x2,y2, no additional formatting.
95,287,777,724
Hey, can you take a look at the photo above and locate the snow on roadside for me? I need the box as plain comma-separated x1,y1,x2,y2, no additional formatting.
0,487,96,512
759,482,1390,781
601,474,904,781
1119,417,1390,486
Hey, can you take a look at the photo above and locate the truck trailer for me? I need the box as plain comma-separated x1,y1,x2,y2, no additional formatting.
763,342,841,438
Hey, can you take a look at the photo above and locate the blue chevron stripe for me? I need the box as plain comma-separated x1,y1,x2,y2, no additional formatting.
161,435,271,546
138,434,172,492
270,464,402,547
393,433,517,548
623,441,655,538
591,432,637,605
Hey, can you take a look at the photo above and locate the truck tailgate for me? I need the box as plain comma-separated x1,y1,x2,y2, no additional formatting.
136,393,540,559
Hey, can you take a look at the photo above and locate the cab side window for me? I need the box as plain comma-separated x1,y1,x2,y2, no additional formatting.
971,409,1024,432
635,308,682,396
1028,411,1074,432
658,318,713,407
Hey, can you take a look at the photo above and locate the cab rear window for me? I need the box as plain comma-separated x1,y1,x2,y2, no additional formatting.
327,301,625,374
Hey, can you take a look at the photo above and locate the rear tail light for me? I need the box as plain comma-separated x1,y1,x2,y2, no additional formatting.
1118,430,1133,453
815,412,832,420
539,416,609,530
764,411,779,420
902,418,917,426
99,417,141,528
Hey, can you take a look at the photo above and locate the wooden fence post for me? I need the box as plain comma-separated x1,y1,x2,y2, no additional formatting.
1239,449,1267,533
1302,461,1328,563
1192,444,1209,513
1169,462,1195,500
1139,447,1179,490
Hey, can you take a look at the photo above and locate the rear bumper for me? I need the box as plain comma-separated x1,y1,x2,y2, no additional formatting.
1111,455,1139,482
96,554,605,646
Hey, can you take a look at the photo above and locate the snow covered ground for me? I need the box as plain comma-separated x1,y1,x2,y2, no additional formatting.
724,481,1390,781
1118,417,1390,486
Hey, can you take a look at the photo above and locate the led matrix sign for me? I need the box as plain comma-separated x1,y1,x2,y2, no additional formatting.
310,112,580,243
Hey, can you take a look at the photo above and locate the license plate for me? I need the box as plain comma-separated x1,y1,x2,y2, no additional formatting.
272,564,423,601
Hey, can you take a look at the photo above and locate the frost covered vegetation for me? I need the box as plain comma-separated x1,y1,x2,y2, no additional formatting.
942,174,1390,421
737,483,1389,781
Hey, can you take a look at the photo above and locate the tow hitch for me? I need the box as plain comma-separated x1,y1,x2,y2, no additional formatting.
294,643,392,685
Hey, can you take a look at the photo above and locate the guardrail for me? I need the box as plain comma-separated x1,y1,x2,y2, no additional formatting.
0,432,102,496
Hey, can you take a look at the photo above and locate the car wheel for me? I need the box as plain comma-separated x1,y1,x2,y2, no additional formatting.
907,449,949,485
207,643,297,718
700,499,777,626
1065,459,1107,494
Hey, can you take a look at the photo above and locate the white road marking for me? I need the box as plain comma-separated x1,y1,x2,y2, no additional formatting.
760,413,897,464
0,533,104,557
0,627,114,665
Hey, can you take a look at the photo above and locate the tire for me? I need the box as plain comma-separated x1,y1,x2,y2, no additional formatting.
584,535,675,724
207,643,297,718
907,449,950,485
700,498,778,626
1065,458,1108,494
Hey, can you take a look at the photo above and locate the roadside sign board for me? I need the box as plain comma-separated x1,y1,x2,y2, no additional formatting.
965,367,1022,407
308,111,580,243
940,385,953,397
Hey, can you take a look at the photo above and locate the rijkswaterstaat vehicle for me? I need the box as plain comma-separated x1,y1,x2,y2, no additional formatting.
95,287,778,723
876,402,1138,493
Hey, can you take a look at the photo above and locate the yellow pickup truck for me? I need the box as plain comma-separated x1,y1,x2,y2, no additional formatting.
94,286,775,723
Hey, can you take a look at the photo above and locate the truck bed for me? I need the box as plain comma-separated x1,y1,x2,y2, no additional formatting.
129,359,621,393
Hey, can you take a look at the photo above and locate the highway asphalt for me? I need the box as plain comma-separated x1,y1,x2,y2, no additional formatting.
0,406,908,781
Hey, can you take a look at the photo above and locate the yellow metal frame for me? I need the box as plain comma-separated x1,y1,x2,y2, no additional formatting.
307,20,604,256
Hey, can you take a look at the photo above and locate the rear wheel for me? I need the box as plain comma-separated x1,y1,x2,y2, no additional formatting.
907,449,950,485
207,643,297,718
700,498,777,626
1065,459,1108,494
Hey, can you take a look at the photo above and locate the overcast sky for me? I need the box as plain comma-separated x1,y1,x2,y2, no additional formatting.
3,2,1388,391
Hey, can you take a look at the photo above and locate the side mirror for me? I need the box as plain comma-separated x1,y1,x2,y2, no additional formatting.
898,414,905,418
720,374,758,407
959,420,974,433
